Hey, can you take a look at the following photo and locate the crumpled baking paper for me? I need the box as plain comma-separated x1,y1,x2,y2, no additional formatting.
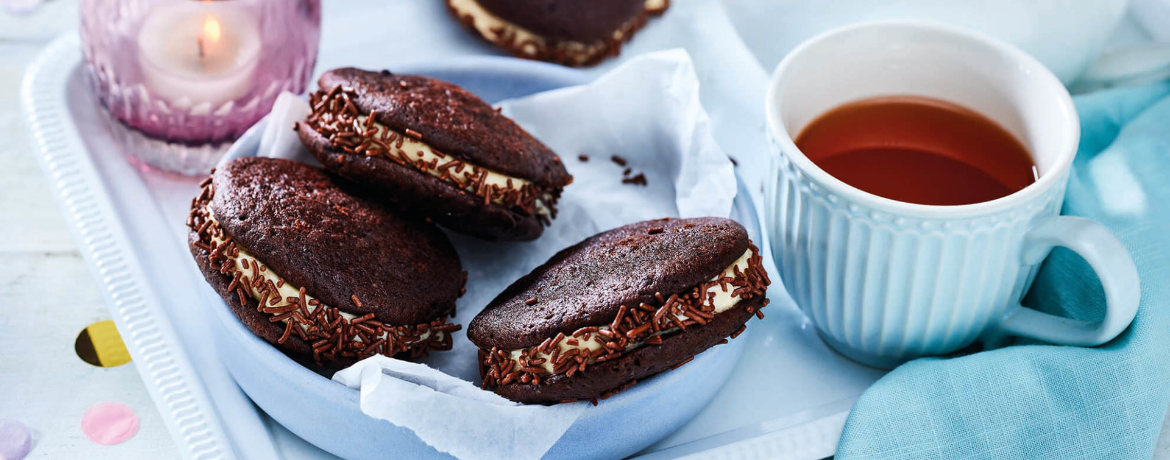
257,49,736,460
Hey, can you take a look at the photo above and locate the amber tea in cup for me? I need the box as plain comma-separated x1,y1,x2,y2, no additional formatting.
794,95,1036,206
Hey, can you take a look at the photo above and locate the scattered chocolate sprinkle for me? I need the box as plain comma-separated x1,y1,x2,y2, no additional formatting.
578,154,589,162
611,159,647,187
647,226,664,235
622,173,648,186
404,128,423,140
525,297,538,306
729,156,738,166
351,294,363,308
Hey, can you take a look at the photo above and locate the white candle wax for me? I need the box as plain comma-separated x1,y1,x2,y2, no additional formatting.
137,1,261,108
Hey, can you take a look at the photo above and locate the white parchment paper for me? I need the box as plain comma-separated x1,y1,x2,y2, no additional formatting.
256,50,736,460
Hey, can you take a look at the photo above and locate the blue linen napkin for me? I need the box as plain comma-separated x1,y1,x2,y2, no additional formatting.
837,82,1170,459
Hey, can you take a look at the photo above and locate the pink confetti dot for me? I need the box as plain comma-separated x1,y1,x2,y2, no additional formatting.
0,419,32,460
81,402,139,445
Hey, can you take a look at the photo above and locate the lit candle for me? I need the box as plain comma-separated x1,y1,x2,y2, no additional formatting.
137,1,261,108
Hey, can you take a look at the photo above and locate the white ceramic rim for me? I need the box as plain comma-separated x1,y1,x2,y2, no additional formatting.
764,21,1080,219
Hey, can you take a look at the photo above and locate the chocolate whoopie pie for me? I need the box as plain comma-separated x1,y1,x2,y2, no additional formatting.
446,0,669,67
187,157,465,369
296,68,572,241
469,217,770,404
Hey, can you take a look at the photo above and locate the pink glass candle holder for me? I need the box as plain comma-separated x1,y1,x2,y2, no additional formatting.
80,0,320,175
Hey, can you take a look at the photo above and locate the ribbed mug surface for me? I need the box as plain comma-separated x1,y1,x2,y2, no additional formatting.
764,136,1068,367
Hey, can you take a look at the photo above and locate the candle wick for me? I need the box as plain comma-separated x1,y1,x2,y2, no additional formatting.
197,36,205,60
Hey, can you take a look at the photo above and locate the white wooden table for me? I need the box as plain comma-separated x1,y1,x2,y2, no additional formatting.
0,2,176,457
1,1,1168,459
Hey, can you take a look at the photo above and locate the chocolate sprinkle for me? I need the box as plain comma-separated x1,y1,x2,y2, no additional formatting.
189,179,460,365
621,173,647,186
479,244,770,392
578,154,589,162
610,155,628,167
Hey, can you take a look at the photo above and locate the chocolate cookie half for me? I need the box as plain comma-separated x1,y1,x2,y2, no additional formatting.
469,217,770,404
296,68,572,241
447,0,669,67
187,157,466,369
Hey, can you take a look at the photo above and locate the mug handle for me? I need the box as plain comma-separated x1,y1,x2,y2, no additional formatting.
993,216,1140,346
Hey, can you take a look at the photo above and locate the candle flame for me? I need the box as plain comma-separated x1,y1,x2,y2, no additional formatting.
202,15,222,44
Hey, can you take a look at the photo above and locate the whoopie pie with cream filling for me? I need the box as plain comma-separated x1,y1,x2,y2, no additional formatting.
469,217,770,404
447,0,670,67
187,157,465,369
296,68,572,242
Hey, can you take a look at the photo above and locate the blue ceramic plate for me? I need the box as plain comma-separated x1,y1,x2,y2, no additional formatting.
212,56,761,460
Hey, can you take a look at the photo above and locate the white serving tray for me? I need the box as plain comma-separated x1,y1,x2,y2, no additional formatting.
22,33,885,460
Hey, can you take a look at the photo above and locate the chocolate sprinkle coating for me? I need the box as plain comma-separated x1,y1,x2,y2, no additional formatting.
189,227,462,369
190,229,316,357
469,217,751,350
298,69,570,241
303,127,549,241
187,158,465,368
202,157,464,325
315,68,570,188
492,296,766,404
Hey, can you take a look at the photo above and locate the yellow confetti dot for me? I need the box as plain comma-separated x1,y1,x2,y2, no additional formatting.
75,320,131,368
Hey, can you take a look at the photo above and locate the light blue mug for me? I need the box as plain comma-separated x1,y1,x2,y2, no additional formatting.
763,22,1140,368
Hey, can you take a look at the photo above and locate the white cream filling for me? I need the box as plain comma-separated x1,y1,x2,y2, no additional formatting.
448,0,657,58
344,116,551,217
207,211,436,345
509,248,753,373
450,0,549,56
